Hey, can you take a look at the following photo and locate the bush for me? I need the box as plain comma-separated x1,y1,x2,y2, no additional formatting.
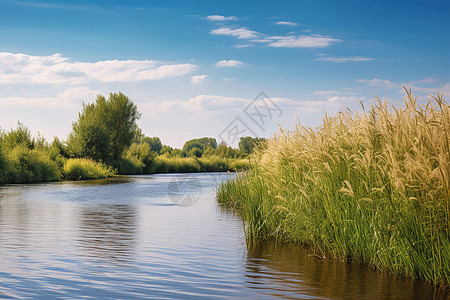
7,145,62,183
0,145,9,184
63,158,116,180
154,156,201,173
107,158,143,175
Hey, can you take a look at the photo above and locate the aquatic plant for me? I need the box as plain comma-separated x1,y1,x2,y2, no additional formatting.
217,89,450,286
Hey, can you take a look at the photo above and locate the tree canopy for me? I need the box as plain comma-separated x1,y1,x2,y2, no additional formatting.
238,136,266,154
68,92,141,161
182,137,217,156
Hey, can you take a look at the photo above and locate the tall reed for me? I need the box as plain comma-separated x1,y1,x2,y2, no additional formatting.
217,89,450,286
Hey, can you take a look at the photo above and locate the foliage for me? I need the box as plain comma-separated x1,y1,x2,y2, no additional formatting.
151,156,249,173
6,145,62,183
171,148,183,157
141,136,163,154
182,137,217,156
188,147,202,158
213,143,242,158
51,137,70,158
0,143,9,184
238,136,266,154
0,92,251,185
68,92,141,161
198,156,249,172
68,114,110,161
161,145,173,155
123,142,156,173
2,122,36,150
217,90,450,286
63,158,116,180
154,156,201,173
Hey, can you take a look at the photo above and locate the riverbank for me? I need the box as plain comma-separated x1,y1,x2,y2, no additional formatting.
0,152,248,184
217,91,450,287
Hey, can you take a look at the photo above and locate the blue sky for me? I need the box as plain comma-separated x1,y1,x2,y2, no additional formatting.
0,0,449,147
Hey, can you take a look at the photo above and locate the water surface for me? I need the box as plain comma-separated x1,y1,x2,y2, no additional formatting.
0,173,446,299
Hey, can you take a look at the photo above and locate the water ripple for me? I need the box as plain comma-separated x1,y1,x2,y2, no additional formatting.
0,174,447,299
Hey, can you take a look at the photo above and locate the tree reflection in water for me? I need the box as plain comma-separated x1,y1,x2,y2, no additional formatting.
78,204,137,265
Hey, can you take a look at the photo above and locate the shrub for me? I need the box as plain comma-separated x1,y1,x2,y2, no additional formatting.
7,145,62,183
63,158,116,180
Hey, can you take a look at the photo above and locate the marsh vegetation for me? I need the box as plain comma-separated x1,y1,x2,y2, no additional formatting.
217,90,450,286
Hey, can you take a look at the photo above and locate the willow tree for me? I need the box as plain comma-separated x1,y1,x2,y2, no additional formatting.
69,92,141,161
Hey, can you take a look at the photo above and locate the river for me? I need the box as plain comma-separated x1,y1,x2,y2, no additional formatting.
0,173,446,299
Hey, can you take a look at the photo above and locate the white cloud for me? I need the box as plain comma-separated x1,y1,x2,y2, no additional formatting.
407,83,450,95
267,35,340,48
0,52,198,84
250,38,273,43
0,87,100,108
185,94,248,111
206,15,238,21
412,77,437,84
317,56,375,63
233,44,253,48
356,78,449,99
314,90,340,96
210,26,339,49
143,94,249,114
214,60,244,67
210,27,259,39
357,78,398,88
328,96,360,103
275,21,298,26
190,74,208,85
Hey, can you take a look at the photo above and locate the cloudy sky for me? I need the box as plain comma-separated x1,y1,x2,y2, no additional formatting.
0,0,449,147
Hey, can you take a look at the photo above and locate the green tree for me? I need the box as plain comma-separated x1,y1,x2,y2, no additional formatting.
2,122,35,150
171,148,183,157
188,147,202,158
68,92,141,161
141,136,163,154
160,145,173,155
182,137,217,156
214,143,241,158
238,136,266,155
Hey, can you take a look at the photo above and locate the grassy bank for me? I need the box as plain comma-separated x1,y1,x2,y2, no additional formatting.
0,146,248,184
217,90,450,286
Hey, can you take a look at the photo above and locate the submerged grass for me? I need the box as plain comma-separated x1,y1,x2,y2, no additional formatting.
217,89,450,286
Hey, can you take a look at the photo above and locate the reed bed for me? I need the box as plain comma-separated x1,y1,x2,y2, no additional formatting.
217,89,450,286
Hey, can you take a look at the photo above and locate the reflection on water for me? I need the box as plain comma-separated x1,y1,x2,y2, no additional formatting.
245,241,447,299
78,204,137,264
0,174,448,299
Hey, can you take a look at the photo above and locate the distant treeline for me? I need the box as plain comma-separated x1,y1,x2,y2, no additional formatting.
0,92,264,184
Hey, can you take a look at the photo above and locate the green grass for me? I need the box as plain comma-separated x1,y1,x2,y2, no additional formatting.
217,90,450,286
